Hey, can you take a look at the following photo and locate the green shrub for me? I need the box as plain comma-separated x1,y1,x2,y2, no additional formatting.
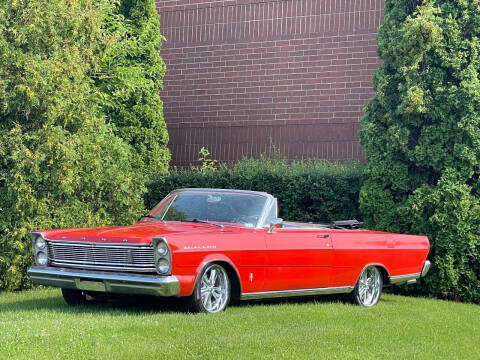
146,157,364,223
0,0,167,291
360,1,480,302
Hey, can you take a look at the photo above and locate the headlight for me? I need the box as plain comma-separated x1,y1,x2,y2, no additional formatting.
156,258,170,274
156,242,169,257
35,237,46,250
154,237,171,275
36,252,48,266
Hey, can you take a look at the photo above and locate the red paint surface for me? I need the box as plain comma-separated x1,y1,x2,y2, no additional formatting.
41,222,430,297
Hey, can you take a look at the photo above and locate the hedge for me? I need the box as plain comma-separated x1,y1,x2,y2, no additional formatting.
146,157,364,224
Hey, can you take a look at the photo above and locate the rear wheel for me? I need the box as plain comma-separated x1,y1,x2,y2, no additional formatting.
186,263,231,313
61,288,87,306
351,266,383,306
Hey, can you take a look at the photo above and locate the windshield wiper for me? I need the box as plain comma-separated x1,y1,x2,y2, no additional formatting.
190,219,224,229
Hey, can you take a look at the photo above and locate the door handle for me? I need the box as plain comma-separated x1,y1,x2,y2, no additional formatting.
317,234,330,238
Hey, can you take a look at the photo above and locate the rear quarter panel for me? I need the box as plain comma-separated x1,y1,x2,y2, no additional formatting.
330,231,430,287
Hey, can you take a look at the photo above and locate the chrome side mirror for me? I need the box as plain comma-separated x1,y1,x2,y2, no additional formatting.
268,218,283,232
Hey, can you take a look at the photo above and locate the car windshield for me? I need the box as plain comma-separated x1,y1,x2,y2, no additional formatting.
149,190,269,228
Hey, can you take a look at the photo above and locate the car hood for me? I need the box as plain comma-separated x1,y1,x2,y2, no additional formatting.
39,221,222,245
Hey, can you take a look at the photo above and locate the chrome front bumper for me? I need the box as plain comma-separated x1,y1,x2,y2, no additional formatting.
28,266,180,297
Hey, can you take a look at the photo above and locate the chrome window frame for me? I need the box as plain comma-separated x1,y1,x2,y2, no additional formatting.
257,197,278,229
154,188,275,229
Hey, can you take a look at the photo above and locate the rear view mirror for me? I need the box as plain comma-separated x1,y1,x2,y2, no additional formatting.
268,218,283,232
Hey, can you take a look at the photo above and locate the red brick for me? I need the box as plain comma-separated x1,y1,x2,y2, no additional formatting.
157,0,383,166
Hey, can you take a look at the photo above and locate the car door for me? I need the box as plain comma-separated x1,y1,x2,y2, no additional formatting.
218,227,267,294
264,228,333,291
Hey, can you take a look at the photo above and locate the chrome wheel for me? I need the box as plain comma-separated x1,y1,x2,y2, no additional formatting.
354,266,383,306
199,264,230,313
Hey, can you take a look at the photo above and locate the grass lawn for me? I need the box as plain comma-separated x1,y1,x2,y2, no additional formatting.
0,288,478,360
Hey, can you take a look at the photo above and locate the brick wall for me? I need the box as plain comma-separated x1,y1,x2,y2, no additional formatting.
156,0,383,167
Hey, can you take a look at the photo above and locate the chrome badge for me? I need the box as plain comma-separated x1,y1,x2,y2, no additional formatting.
183,245,216,250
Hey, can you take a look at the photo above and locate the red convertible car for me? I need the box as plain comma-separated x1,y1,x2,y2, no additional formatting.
28,188,431,313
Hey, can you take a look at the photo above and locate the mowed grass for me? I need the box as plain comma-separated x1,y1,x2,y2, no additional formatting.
0,289,478,360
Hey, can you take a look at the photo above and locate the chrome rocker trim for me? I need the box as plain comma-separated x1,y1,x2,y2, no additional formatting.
28,266,180,297
390,260,432,285
240,286,354,300
390,273,421,285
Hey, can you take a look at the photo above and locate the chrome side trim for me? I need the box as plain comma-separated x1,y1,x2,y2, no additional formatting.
390,272,421,285
421,260,431,277
240,286,354,300
27,266,179,297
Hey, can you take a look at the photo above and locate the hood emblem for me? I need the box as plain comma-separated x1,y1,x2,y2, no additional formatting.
126,249,133,263
122,239,128,243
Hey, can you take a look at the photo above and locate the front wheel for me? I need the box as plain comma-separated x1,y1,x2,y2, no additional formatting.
61,288,87,306
350,266,383,306
186,263,231,313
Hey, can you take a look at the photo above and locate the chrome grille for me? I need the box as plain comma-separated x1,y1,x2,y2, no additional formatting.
47,241,155,272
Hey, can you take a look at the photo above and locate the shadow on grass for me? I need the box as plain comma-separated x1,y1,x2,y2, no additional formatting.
239,294,351,308
0,292,188,315
1,291,384,315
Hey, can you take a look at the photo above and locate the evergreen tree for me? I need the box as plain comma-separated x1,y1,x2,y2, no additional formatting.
360,0,480,302
97,0,170,181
